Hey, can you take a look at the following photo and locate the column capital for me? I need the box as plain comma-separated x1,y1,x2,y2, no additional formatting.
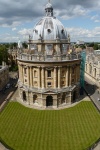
37,66,41,68
58,66,62,68
42,66,45,69
54,66,57,68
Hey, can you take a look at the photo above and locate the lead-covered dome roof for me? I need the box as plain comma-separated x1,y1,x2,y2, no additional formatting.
32,2,67,41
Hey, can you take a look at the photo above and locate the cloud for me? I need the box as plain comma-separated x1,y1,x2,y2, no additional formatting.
12,27,17,31
0,0,100,42
91,14,100,23
0,0,100,27
66,26,100,42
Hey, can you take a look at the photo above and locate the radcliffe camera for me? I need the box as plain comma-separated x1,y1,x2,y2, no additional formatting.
0,0,100,150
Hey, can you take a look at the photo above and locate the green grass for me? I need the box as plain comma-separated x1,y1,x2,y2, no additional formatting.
0,101,100,150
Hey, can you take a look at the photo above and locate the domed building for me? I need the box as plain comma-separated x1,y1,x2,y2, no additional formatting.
17,2,81,108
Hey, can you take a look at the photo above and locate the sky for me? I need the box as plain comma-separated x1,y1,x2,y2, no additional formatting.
0,0,100,43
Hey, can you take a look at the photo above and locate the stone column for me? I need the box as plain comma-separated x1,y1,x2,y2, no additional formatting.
58,66,61,88
54,67,57,88
75,66,77,83
27,66,30,86
69,66,72,86
42,67,45,88
66,67,68,87
18,64,21,80
38,66,41,88
21,65,24,83
30,66,33,87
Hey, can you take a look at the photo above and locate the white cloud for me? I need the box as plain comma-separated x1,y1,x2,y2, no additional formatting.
90,14,100,23
12,27,17,31
0,0,100,42
18,28,32,35
66,27,100,42
0,0,100,26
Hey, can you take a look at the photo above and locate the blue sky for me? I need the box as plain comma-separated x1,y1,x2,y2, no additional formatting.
0,0,100,42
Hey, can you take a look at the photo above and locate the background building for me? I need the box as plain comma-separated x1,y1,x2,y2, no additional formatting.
8,48,18,66
85,50,100,89
17,2,81,108
0,63,9,91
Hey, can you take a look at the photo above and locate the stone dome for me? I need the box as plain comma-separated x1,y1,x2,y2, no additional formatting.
32,17,67,41
32,2,67,41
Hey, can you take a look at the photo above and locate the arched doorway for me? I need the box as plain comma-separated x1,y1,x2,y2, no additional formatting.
46,96,53,107
72,91,76,103
33,95,37,103
23,91,26,101
61,94,65,104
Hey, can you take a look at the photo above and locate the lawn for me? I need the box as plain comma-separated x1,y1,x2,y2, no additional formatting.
0,101,100,150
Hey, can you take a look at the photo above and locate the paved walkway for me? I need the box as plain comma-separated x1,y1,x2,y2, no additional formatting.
0,143,9,150
94,143,100,150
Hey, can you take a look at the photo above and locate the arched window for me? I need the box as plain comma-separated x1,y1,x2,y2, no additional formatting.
94,68,96,77
24,68,27,74
47,70,51,77
34,70,37,77
85,64,87,71
61,29,64,34
89,64,92,74
72,68,75,74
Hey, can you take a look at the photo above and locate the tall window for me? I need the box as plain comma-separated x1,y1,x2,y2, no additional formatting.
34,70,37,77
94,68,96,77
47,70,51,77
72,68,75,74
85,64,87,71
89,64,92,74
24,68,27,74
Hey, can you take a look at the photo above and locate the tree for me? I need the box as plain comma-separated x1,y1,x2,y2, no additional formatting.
93,43,98,50
22,42,28,48
0,45,8,65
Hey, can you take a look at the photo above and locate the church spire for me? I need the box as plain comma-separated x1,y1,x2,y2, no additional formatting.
45,0,53,17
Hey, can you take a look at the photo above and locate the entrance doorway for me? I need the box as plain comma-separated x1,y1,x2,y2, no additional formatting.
46,96,53,107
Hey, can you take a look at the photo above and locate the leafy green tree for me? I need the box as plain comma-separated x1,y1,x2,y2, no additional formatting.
0,45,8,65
93,43,98,50
88,42,94,47
22,42,28,48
